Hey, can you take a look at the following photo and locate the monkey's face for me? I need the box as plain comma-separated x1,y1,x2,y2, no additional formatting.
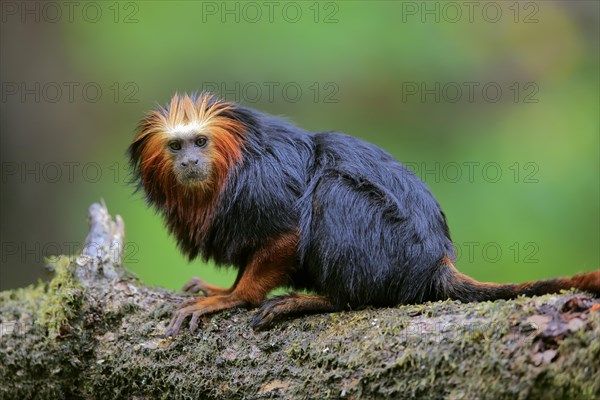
165,128,212,186
129,93,246,200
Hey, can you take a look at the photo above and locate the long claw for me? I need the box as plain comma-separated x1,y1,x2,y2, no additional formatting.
189,312,202,333
251,310,275,330
251,297,285,330
165,310,188,338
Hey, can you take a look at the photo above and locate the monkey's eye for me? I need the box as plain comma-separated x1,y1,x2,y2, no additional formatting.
195,136,208,148
168,141,181,151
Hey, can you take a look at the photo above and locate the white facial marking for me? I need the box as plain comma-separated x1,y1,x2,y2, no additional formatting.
166,122,207,139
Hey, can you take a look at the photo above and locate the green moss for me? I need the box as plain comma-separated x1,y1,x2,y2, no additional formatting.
38,256,84,338
0,280,46,319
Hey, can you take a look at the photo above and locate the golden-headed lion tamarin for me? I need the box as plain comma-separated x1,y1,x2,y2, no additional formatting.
128,92,600,337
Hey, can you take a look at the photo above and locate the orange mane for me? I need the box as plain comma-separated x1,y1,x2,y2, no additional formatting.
131,93,246,245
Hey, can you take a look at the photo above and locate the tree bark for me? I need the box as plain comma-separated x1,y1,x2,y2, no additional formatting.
1,203,599,399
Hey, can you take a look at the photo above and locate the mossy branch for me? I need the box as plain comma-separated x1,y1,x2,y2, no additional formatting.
0,203,599,399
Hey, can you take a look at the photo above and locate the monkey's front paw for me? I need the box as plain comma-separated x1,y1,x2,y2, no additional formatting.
164,297,211,337
164,295,246,338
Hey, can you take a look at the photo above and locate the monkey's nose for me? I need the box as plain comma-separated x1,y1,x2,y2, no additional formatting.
181,159,199,167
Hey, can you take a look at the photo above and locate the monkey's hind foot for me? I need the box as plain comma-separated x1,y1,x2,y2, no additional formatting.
251,293,335,330
181,276,232,297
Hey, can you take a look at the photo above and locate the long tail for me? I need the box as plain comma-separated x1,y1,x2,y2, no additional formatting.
432,258,600,302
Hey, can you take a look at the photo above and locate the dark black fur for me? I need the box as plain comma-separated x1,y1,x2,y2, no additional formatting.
131,99,459,309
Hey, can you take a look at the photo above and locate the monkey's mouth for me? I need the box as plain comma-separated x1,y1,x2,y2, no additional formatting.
175,167,210,185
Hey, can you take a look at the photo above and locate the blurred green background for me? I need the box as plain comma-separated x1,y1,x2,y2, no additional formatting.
1,1,598,291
